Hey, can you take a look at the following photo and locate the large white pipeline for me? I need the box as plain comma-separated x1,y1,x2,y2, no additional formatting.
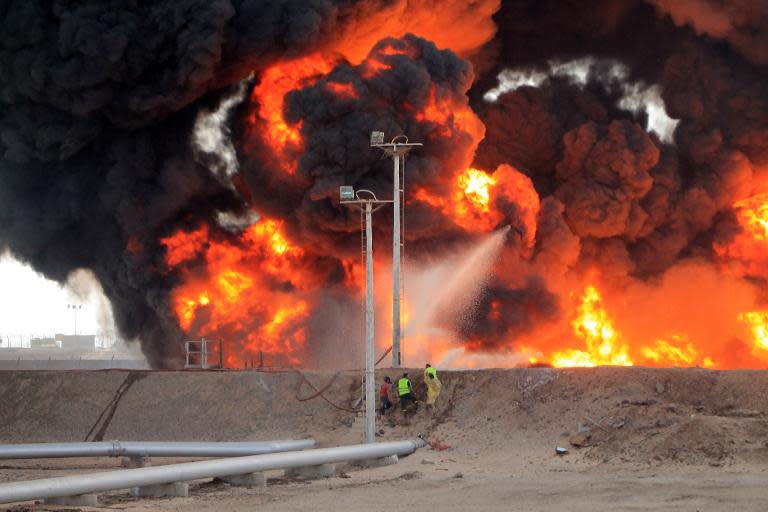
0,439,426,504
0,440,316,459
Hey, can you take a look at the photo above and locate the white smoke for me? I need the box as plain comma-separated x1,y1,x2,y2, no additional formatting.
483,57,679,143
193,79,249,183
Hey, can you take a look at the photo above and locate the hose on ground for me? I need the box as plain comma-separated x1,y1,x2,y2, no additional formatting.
294,344,394,413
295,371,357,413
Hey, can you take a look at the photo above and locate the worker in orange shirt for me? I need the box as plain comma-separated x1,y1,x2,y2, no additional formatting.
379,376,393,415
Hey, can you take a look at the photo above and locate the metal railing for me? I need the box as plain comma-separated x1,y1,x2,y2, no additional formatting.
184,339,222,369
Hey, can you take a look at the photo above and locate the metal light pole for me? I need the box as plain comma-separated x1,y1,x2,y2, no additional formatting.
67,304,82,335
340,186,391,444
370,132,421,367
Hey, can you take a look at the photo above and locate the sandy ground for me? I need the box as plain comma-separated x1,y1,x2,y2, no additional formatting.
2,367,768,510
4,455,766,511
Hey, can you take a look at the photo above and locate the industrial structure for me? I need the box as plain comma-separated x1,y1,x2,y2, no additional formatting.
370,132,422,368
340,186,391,444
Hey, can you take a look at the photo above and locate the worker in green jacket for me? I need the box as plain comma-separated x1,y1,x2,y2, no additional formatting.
424,363,437,380
398,372,415,412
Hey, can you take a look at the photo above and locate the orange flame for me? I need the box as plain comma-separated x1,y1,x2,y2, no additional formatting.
162,2,768,371
161,218,310,367
412,85,484,139
740,311,768,352
325,81,358,99
459,168,495,212
641,335,715,368
537,283,720,369
249,54,335,173
162,225,209,267
414,164,539,251
413,167,497,229
737,193,768,240
551,285,633,367
330,0,500,65
360,42,415,78
714,191,768,279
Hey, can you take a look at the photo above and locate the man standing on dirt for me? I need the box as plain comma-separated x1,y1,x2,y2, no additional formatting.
424,363,437,380
425,371,442,412
398,372,415,411
380,376,393,415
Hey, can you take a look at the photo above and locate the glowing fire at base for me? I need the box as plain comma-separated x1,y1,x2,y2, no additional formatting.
551,286,632,367
741,311,768,352
162,217,312,367
642,335,714,368
534,284,718,369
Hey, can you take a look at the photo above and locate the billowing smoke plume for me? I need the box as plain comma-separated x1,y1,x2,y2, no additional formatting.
467,0,768,367
650,0,768,66
2,0,768,368
0,1,371,367
0,0,499,367
475,1,768,283
278,35,480,248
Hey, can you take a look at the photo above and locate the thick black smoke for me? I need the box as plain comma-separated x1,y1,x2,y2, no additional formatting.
282,34,479,252
474,0,768,282
2,1,768,366
0,1,362,367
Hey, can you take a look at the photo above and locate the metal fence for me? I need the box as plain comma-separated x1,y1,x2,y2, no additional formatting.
184,339,223,369
0,333,123,350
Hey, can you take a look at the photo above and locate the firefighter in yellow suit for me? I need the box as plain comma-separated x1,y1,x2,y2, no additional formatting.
425,370,442,411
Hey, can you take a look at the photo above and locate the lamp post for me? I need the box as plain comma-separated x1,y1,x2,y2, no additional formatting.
370,132,421,368
340,186,391,444
67,304,82,335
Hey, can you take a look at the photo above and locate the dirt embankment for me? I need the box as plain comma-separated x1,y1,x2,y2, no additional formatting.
415,367,768,466
0,370,359,443
1,368,767,466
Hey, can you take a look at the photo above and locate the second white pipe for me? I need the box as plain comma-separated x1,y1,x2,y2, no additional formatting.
0,439,426,504
0,440,316,459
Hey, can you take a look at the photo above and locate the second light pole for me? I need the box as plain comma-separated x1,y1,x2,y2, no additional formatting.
67,304,82,335
340,186,391,444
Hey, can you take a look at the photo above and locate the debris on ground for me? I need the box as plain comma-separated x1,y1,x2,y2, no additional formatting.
569,431,591,447
428,439,451,451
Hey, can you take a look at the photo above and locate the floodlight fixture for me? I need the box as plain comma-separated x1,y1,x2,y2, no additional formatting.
339,185,355,201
